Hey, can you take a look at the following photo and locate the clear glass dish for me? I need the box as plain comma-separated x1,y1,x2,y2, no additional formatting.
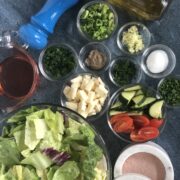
141,44,176,79
117,22,151,55
60,72,110,121
38,43,78,81
1,103,112,180
108,56,142,87
79,42,111,74
107,83,167,143
77,0,118,42
157,74,180,108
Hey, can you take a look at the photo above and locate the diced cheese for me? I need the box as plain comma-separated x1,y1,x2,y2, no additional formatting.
87,100,98,114
69,87,79,100
66,102,78,111
70,75,83,83
87,91,96,103
95,85,108,97
95,103,102,113
63,86,71,97
85,79,94,92
78,109,88,118
77,90,88,101
78,101,87,112
80,77,90,89
99,97,106,106
71,82,80,89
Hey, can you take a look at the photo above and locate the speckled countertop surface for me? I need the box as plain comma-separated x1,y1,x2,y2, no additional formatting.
0,0,180,179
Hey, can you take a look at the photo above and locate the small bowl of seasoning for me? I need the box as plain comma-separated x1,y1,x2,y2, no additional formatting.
77,0,118,41
109,57,142,87
141,44,176,79
38,44,78,81
79,42,111,73
157,75,180,107
117,22,151,55
114,142,174,180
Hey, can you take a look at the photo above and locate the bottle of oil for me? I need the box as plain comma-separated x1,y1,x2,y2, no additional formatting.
108,0,172,20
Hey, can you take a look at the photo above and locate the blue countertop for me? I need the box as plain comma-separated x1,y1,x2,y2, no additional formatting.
0,0,180,179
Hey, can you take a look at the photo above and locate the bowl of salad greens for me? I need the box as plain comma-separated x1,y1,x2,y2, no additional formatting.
107,84,167,143
0,104,111,180
77,1,118,41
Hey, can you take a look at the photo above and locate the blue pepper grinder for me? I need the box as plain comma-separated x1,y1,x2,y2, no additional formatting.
19,0,79,50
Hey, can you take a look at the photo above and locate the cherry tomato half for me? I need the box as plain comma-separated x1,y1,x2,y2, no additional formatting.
130,130,147,142
138,126,159,140
131,115,150,128
110,113,129,125
112,116,133,133
149,119,164,128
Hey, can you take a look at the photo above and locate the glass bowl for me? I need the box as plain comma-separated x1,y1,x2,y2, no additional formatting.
1,103,112,179
117,22,151,55
38,43,78,81
157,75,180,108
108,57,142,87
79,42,111,74
77,0,118,42
141,44,176,79
107,83,167,143
60,72,110,121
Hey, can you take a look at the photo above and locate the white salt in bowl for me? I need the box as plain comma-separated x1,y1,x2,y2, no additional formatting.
141,44,176,78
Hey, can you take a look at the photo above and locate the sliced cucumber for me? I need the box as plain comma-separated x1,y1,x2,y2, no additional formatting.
109,111,126,116
124,85,141,92
121,91,136,103
132,95,145,105
135,97,156,108
127,111,143,116
111,101,122,109
149,100,164,119
135,89,144,96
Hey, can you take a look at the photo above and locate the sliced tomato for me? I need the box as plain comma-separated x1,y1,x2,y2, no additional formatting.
123,125,135,133
110,113,129,125
138,126,159,140
131,115,150,128
149,119,164,128
130,130,147,142
112,116,133,133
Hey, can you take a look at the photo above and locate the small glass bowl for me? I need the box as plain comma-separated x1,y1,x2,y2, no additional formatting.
38,43,78,81
107,83,167,143
109,57,142,87
141,44,176,79
60,72,110,121
157,75,180,108
117,22,151,55
79,42,111,74
77,0,118,42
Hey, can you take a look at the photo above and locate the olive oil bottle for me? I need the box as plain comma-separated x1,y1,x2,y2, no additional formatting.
108,0,172,20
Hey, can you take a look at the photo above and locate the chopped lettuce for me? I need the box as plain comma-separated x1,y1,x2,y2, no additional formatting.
0,138,20,166
52,161,80,180
21,151,52,170
14,130,27,151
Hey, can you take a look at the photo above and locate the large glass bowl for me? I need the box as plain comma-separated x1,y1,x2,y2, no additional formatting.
0,103,112,180
107,83,167,143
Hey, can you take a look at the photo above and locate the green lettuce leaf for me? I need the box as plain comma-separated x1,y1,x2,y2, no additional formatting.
52,161,80,180
0,138,20,166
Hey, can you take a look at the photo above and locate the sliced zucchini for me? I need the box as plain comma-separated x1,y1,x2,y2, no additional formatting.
132,95,145,105
109,111,126,116
124,85,141,92
149,100,164,119
135,89,144,96
111,101,122,109
135,97,156,108
121,91,136,103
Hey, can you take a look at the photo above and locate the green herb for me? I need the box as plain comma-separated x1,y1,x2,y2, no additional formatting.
112,60,137,86
80,3,116,40
44,46,76,79
159,77,180,105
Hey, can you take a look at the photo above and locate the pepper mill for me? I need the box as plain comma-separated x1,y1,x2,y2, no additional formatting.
19,0,79,50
